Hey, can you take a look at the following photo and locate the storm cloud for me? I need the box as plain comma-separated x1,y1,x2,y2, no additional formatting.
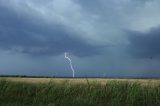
127,26,160,58
0,1,103,57
0,0,160,77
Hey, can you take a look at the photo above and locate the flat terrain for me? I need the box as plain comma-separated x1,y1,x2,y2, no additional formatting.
1,77,160,86
0,77,160,106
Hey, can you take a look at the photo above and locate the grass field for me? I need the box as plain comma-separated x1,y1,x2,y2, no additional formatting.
0,77,160,106
1,77,160,85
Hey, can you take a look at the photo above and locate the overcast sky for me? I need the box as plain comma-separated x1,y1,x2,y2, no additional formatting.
0,0,160,77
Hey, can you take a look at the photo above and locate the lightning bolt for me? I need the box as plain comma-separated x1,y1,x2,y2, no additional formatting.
64,52,75,78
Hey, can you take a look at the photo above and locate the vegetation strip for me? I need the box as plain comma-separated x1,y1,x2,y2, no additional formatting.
0,79,160,106
0,77,160,86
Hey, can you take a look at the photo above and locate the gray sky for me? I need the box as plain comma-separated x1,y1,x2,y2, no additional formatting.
0,0,160,77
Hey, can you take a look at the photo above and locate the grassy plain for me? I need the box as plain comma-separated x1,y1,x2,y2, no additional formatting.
0,77,160,106
1,77,160,85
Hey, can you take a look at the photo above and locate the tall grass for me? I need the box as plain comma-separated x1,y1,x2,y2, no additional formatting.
0,79,159,106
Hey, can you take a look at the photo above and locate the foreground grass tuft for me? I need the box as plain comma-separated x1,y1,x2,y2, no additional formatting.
0,80,160,106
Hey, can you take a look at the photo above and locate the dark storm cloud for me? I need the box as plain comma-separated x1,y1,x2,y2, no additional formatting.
75,0,104,13
127,26,160,58
76,0,151,13
0,0,160,77
0,5,101,57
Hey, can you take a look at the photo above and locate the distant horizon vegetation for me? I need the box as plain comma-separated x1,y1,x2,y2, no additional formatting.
0,74,160,79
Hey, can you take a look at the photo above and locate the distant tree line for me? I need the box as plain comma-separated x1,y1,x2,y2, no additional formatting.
0,75,159,79
0,75,56,78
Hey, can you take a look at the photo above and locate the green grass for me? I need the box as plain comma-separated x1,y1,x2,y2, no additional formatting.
0,79,160,106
